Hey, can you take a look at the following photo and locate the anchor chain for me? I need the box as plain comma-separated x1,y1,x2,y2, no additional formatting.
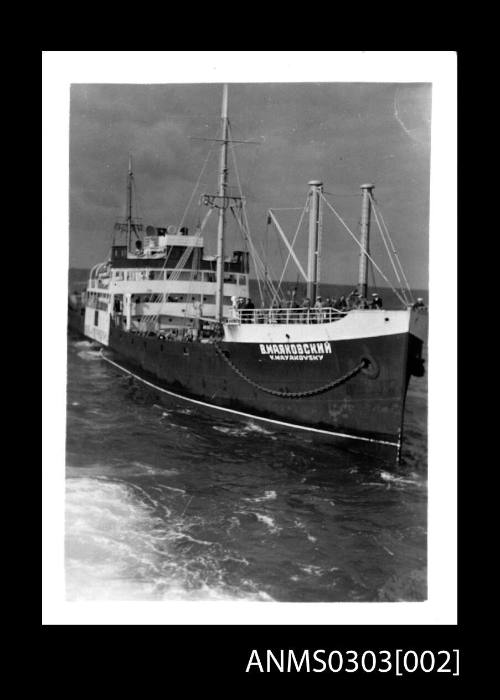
214,343,367,399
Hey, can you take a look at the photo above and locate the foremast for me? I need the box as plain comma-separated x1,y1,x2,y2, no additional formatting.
215,85,229,323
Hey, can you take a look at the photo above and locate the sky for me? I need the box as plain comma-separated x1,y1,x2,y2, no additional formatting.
69,82,431,289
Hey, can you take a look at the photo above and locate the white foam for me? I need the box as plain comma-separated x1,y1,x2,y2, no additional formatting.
65,477,266,601
212,421,276,439
243,490,277,503
300,564,324,576
380,470,422,486
254,512,281,534
244,421,275,435
76,350,103,361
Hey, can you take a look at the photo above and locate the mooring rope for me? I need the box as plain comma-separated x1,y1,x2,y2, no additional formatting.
214,343,367,399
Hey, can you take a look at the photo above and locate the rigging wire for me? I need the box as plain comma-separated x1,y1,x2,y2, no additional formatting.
227,122,270,306
137,136,219,333
271,194,309,306
177,134,218,233
370,196,415,304
368,195,409,305
320,193,409,307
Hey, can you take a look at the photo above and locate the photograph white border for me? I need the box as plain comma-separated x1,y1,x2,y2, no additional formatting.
42,51,457,625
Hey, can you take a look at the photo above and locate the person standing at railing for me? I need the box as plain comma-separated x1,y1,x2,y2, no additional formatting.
324,297,333,322
347,289,359,309
287,291,299,323
257,301,266,324
236,296,245,322
269,300,278,324
314,296,325,323
301,297,311,322
231,295,239,319
243,297,254,323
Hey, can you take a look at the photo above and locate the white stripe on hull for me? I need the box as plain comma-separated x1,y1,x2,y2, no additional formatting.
100,351,400,449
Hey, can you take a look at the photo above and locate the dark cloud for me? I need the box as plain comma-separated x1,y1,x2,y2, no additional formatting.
70,82,430,288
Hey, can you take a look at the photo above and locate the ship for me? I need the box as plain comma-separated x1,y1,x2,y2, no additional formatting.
68,84,427,464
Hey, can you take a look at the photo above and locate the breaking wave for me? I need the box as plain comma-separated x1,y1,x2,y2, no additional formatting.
65,476,273,601
243,490,277,503
212,421,276,438
76,349,103,361
379,470,424,488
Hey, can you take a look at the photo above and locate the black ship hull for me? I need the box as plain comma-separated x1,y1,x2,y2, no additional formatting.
88,319,425,462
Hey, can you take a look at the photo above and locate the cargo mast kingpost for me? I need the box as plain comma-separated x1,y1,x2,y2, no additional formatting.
358,183,374,298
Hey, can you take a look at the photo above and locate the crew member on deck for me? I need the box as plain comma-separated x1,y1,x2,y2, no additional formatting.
231,295,238,318
300,297,311,321
413,297,426,309
347,290,360,309
243,297,254,323
287,291,299,323
370,293,383,309
314,296,324,322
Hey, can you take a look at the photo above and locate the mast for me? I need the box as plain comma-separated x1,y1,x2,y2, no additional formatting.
358,183,374,298
126,154,133,253
306,180,323,304
215,84,229,323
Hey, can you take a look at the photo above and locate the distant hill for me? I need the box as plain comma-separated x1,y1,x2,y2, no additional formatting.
68,268,427,309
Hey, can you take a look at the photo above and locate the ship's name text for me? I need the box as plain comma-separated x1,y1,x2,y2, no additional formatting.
259,342,332,361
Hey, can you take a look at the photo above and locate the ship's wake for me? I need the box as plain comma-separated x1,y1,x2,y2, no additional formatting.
212,421,277,439
76,349,103,361
65,476,273,601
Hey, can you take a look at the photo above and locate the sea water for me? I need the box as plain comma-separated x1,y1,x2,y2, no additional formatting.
65,335,427,602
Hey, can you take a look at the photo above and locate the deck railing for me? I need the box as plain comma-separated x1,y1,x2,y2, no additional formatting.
230,307,348,325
